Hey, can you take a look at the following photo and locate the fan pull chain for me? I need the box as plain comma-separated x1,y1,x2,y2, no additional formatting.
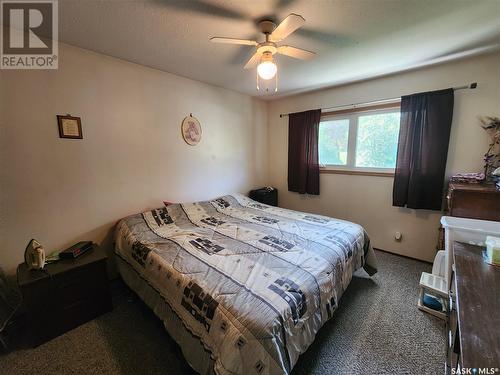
256,69,260,91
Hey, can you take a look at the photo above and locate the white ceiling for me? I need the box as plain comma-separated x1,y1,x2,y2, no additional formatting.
57,0,500,99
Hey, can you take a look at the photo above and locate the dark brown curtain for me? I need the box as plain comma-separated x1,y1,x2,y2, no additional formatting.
393,88,454,210
288,109,321,195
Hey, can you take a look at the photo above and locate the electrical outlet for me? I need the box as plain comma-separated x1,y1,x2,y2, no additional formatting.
395,232,402,241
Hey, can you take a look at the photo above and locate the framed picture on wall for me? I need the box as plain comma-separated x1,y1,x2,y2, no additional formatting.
57,115,83,139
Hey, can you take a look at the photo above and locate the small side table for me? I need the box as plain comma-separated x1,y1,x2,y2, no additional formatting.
249,187,278,206
17,246,112,346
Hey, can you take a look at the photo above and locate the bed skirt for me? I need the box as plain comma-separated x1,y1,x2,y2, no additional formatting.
116,256,216,375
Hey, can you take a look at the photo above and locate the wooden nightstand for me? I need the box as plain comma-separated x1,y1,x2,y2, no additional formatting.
17,246,112,347
249,187,278,206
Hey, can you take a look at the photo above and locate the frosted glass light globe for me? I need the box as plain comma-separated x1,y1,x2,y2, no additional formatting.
257,61,277,80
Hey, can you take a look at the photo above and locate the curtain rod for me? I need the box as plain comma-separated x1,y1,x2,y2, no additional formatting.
279,82,477,118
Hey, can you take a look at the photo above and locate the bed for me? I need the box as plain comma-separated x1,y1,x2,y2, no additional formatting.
114,193,377,375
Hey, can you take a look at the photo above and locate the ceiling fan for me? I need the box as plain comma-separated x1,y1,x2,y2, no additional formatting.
210,14,316,91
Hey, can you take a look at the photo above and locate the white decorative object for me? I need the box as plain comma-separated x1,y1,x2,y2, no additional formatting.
24,239,46,270
181,114,202,146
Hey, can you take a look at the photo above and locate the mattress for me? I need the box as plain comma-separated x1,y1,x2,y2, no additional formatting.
114,193,377,375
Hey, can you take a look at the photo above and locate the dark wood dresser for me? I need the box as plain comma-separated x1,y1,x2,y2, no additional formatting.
447,183,500,221
447,242,500,372
17,247,112,346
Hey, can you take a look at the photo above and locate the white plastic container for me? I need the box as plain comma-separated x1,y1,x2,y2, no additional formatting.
418,217,500,319
441,216,500,286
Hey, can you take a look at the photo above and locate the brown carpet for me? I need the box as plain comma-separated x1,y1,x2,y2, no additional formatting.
0,250,445,374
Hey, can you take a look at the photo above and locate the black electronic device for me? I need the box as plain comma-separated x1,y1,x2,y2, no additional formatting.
58,241,93,259
249,187,278,207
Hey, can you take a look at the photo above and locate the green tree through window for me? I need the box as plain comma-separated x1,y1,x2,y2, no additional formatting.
355,112,400,168
318,109,400,170
318,119,349,165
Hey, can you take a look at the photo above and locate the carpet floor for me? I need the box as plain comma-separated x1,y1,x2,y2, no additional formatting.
0,250,445,374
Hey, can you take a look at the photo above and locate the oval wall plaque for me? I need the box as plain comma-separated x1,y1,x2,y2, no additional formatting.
181,115,202,146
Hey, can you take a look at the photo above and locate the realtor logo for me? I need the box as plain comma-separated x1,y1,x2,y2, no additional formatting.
1,0,58,69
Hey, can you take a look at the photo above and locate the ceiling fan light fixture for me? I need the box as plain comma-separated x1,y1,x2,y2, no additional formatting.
257,52,277,80
257,61,277,80
210,14,315,92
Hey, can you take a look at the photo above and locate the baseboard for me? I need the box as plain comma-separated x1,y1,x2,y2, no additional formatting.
373,247,433,265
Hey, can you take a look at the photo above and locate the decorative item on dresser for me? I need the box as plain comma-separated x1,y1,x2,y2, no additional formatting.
447,182,500,222
479,116,500,180
16,245,112,347
23,239,46,270
249,186,278,206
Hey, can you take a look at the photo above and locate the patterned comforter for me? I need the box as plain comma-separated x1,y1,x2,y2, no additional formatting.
115,194,377,375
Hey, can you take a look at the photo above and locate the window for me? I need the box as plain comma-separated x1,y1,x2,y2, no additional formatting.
318,119,349,165
318,106,401,173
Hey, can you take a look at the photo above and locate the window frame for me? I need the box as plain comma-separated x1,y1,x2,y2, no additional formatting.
319,104,401,176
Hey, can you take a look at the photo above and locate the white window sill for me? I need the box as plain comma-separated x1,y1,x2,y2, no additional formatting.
319,167,395,177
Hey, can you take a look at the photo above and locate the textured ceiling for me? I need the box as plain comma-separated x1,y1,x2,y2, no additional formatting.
57,0,500,99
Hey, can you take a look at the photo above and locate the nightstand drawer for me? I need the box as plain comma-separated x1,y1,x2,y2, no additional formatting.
55,261,106,307
58,291,110,332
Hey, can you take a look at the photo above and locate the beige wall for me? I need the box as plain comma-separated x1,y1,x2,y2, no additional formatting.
267,52,500,262
0,43,268,274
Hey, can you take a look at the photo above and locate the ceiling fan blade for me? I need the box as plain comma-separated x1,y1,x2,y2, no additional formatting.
210,37,258,46
244,52,261,69
278,45,316,60
269,13,305,42
295,28,353,46
157,0,248,21
275,0,299,11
